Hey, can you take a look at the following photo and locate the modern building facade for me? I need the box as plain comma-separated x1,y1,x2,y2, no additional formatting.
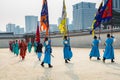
6,23,24,34
68,24,73,31
6,23,15,33
72,2,97,30
25,16,38,33
104,0,120,12
49,24,59,32
15,26,24,34
19,28,24,34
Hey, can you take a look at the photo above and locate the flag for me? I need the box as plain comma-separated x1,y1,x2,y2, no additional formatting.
102,0,112,22
58,0,67,36
91,0,112,37
95,0,104,22
90,0,103,37
40,0,49,36
35,22,40,43
90,20,96,37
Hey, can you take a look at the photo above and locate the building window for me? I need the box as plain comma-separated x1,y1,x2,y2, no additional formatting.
76,4,78,9
116,0,117,8
112,0,114,8
119,0,120,9
88,3,91,8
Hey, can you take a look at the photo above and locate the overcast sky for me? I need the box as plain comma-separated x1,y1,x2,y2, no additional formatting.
0,0,102,31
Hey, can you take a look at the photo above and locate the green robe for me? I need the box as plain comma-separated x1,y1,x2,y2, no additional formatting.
27,42,32,53
34,42,37,53
14,43,19,56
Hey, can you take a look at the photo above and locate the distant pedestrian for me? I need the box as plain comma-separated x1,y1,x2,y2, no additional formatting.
36,42,43,61
9,41,13,52
89,36,101,60
34,41,37,53
103,34,115,63
41,37,53,68
63,36,73,63
19,40,27,60
12,41,15,54
27,39,32,53
14,40,19,56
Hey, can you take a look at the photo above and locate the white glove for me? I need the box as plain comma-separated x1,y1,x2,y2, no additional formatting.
64,41,68,44
46,41,48,45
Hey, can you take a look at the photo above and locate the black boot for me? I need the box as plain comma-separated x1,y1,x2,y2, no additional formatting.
48,64,53,68
97,57,101,60
67,59,70,61
103,58,105,63
41,62,44,67
89,56,92,60
111,59,115,63
39,58,41,61
65,60,68,63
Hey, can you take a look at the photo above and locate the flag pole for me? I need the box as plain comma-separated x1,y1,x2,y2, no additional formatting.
48,25,51,40
99,24,101,39
111,18,113,36
66,21,70,38
111,0,113,36
47,0,50,40
99,0,103,39
39,22,40,43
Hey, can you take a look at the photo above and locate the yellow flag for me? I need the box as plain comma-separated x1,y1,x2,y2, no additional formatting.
91,20,96,37
58,0,67,36
58,19,67,34
92,30,95,37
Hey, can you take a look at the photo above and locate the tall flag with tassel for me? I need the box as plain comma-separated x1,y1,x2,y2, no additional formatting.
90,0,103,37
35,22,40,43
40,0,49,36
58,0,67,36
90,0,112,37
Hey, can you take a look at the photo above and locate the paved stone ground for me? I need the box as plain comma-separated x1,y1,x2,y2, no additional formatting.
0,47,120,80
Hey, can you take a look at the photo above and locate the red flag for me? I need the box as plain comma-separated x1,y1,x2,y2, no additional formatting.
35,22,40,43
102,0,112,19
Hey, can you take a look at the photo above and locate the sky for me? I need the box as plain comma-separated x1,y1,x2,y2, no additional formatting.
0,0,102,31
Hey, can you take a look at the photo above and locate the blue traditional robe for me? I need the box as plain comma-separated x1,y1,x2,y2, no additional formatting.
89,39,100,57
63,38,73,60
103,37,114,59
27,42,32,53
36,43,43,59
37,52,42,59
14,43,19,56
43,40,52,64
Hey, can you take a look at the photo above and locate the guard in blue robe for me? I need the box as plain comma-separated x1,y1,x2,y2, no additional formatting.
27,41,32,53
14,40,19,56
36,42,43,61
89,36,100,60
63,36,73,63
41,37,53,68
103,34,115,63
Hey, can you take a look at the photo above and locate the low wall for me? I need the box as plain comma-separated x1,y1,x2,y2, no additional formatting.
0,32,120,49
51,32,120,49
